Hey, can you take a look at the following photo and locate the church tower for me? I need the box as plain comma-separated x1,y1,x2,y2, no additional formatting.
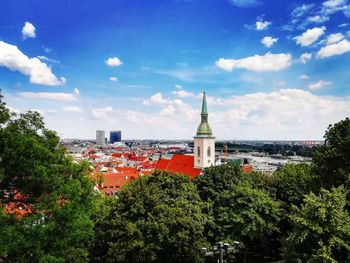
194,92,215,169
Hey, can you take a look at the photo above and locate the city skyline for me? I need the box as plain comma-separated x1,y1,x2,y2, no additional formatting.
1,0,350,140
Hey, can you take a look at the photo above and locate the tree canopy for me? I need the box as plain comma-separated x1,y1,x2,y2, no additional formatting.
286,187,350,262
94,171,208,263
274,163,316,207
195,164,281,261
0,92,98,262
313,117,350,189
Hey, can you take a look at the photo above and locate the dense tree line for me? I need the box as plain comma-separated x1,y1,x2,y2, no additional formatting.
206,142,317,157
1,91,350,262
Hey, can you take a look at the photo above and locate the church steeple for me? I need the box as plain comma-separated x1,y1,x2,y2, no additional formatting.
196,92,212,136
193,91,215,169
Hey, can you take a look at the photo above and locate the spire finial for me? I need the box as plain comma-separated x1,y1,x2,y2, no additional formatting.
201,91,208,115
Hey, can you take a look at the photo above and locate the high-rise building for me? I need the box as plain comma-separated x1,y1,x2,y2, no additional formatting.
193,92,215,168
110,130,122,144
96,130,106,146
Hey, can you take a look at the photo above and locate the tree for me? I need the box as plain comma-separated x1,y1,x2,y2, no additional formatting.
313,118,350,189
285,187,350,262
0,92,98,262
96,171,208,263
274,163,316,207
194,164,281,261
216,183,281,260
194,163,245,202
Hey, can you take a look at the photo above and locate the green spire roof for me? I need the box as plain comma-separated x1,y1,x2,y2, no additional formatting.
201,91,208,114
196,92,213,137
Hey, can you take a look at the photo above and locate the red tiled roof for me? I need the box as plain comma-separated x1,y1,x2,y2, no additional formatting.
97,172,138,195
155,154,201,178
1,193,33,219
112,153,125,158
155,159,170,170
242,164,253,173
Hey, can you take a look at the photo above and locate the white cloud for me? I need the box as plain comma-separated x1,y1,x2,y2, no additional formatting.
143,93,170,105
299,74,310,80
63,106,84,113
22,22,36,39
0,41,66,86
216,52,292,72
13,88,350,140
299,52,312,64
160,105,176,116
294,26,326,46
344,5,350,17
171,85,196,98
172,89,193,98
326,33,345,44
91,106,113,119
115,89,350,140
109,76,118,82
37,56,60,64
19,91,78,101
261,36,278,47
339,23,349,27
307,15,329,23
308,80,332,90
317,39,350,58
291,4,315,18
321,0,348,15
105,57,123,67
323,0,346,8
256,20,271,30
74,88,80,96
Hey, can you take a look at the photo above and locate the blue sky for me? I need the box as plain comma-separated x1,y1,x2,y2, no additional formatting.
0,0,350,139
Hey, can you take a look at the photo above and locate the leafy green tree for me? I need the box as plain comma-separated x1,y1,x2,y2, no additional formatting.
216,183,281,260
274,163,316,207
96,171,208,263
194,164,281,261
285,187,350,262
194,163,245,202
0,92,98,262
0,91,12,125
313,118,350,189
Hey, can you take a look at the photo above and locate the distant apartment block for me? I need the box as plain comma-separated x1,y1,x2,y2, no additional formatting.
96,130,106,146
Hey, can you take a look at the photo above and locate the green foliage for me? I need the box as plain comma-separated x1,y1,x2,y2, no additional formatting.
195,164,281,261
285,187,350,262
89,196,118,263
0,92,98,262
274,163,316,207
313,117,350,189
194,163,245,202
96,171,208,263
216,182,280,243
0,91,12,125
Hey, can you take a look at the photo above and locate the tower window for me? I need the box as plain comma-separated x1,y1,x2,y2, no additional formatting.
197,146,200,157
207,146,211,157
